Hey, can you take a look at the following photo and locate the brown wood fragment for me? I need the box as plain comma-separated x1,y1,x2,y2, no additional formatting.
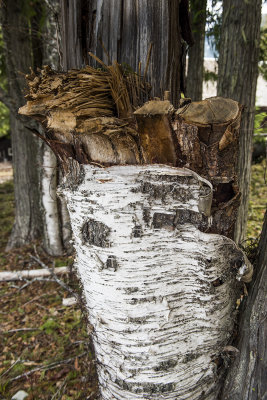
134,100,177,164
19,65,148,169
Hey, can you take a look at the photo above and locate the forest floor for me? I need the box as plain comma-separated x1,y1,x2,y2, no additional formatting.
0,160,266,400
0,181,98,399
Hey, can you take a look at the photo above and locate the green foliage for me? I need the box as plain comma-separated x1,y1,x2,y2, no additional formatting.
0,180,14,251
0,102,10,138
0,29,9,137
247,160,267,239
205,0,222,59
203,68,217,82
259,27,267,80
254,108,267,136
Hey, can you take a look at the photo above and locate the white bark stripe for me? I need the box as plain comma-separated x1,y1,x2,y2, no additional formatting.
42,146,62,255
62,164,247,400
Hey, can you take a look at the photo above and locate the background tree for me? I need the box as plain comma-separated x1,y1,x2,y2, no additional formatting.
0,0,68,255
0,0,43,249
217,0,262,244
186,0,207,100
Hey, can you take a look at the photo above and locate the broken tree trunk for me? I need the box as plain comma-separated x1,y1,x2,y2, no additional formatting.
19,65,252,399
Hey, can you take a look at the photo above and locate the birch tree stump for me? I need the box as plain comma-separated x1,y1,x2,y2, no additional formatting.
61,163,251,400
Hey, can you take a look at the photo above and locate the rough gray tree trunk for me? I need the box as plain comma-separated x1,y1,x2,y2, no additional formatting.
221,211,267,399
217,0,262,244
60,0,193,106
1,0,42,248
186,0,207,100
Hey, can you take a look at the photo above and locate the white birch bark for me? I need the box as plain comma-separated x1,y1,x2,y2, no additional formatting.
40,0,69,255
61,164,251,400
41,143,63,255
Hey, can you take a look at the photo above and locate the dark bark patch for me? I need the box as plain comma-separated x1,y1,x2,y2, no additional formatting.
183,352,200,363
214,182,235,204
174,209,206,228
152,212,175,229
106,255,118,271
154,359,178,371
114,379,175,394
81,219,110,247
132,224,143,238
134,179,194,202
211,278,224,287
152,210,209,231
128,296,158,305
143,208,151,225
123,287,139,294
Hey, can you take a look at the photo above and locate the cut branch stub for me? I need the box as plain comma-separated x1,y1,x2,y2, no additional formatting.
172,97,242,238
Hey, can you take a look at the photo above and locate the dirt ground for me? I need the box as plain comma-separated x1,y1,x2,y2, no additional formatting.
0,162,13,184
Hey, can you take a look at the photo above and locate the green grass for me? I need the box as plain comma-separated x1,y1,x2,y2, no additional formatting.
0,180,14,251
247,160,267,239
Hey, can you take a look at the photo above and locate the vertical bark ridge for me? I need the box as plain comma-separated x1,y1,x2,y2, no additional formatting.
186,0,207,100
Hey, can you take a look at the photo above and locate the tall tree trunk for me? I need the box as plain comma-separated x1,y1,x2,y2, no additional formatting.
217,0,262,244
221,211,267,399
1,0,43,248
186,0,207,100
